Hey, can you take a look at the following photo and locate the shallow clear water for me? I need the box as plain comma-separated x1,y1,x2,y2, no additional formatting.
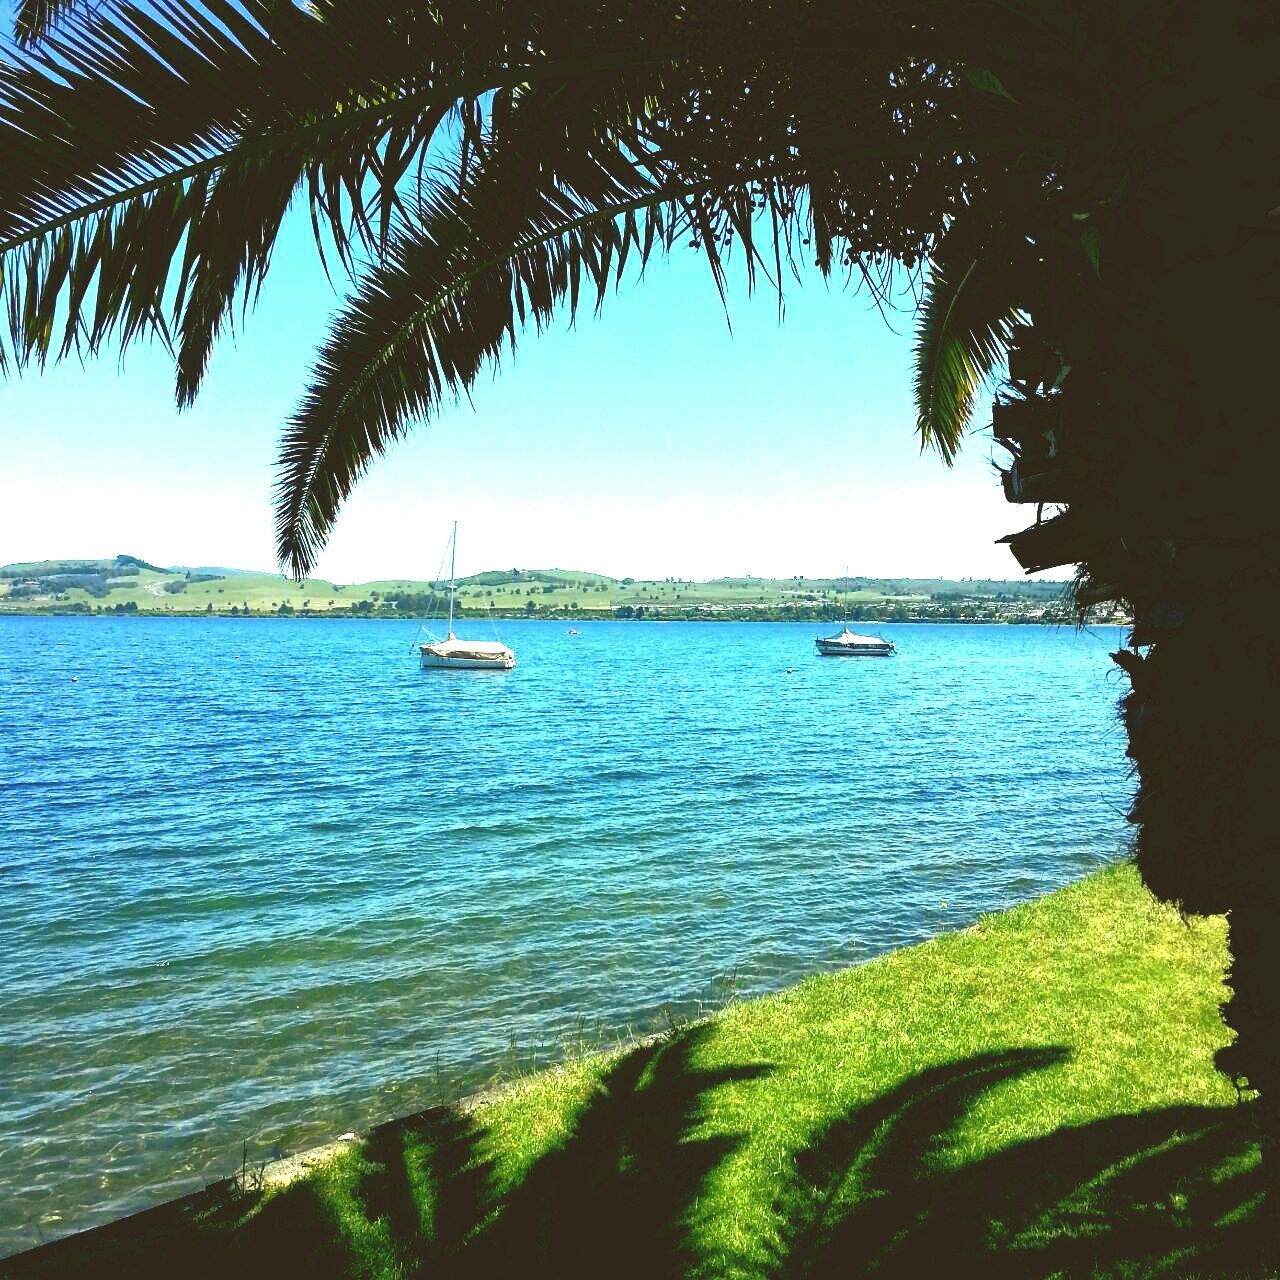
0,616,1132,1254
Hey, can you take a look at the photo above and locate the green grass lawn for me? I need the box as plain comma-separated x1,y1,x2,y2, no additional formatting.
8,865,1267,1278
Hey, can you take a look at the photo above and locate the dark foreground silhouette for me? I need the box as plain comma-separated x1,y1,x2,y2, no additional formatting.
5,1030,1267,1279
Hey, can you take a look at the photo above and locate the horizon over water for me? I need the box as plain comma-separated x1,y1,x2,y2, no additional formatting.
0,616,1132,1256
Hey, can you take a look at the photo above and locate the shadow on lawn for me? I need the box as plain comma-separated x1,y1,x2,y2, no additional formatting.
347,1022,770,1278
7,1031,1267,1280
765,1047,1267,1279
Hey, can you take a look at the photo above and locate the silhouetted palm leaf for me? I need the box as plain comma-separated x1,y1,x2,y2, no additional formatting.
912,247,1021,462
1,0,405,380
12,0,90,46
0,0,683,392
2,0,1001,573
274,127,758,576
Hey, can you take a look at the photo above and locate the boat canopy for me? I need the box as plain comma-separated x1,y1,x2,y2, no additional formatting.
421,636,513,658
824,628,890,645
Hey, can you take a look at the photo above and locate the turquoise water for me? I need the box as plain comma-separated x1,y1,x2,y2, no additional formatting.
0,617,1131,1254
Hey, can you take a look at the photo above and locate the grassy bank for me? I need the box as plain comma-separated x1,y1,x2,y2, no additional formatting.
7,865,1266,1278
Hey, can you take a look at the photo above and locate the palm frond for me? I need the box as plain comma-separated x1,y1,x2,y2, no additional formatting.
271,22,851,578
0,0,358,379
1,0,1027,573
275,156,702,578
12,0,92,46
913,249,1021,462
272,57,992,574
0,0,680,391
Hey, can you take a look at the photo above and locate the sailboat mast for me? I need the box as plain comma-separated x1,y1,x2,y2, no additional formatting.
448,520,457,636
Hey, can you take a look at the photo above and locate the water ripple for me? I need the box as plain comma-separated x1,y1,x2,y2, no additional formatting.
0,616,1131,1255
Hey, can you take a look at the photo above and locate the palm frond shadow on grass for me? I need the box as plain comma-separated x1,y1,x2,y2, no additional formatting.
767,1048,1265,1280
455,1023,771,1279
359,1108,494,1274
285,1038,1263,1280
8,1033,1267,1280
211,1022,770,1280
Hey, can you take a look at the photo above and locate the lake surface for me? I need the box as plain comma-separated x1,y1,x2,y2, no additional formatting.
0,616,1132,1255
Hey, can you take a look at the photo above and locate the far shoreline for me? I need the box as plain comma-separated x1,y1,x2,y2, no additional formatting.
0,611,1131,626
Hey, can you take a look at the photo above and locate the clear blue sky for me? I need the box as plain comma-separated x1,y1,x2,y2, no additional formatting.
1,192,1033,583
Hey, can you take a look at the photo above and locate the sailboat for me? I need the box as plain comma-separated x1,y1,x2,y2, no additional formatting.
419,523,516,670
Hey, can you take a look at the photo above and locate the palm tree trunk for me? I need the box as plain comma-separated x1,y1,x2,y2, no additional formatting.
1116,224,1280,1202
1116,571,1280,1266
1096,12,1279,1150
996,8,1278,1244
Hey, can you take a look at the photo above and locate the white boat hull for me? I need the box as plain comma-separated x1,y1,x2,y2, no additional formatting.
420,648,515,670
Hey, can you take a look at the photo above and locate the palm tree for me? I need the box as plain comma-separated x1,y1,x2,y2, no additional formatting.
3,0,1277,1200
1,0,996,573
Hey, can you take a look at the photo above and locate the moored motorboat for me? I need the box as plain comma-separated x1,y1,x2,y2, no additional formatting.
815,626,895,657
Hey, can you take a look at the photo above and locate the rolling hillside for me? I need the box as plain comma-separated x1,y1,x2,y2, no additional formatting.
0,555,1099,622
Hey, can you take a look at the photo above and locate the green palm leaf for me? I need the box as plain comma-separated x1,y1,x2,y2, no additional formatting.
275,153,711,578
913,244,1021,462
0,0,388,379
2,0,1010,575
270,24,842,577
0,0,678,389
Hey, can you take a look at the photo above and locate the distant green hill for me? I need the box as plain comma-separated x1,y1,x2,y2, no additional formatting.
170,564,272,578
0,553,166,579
710,575,1068,602
457,568,619,587
0,555,1099,622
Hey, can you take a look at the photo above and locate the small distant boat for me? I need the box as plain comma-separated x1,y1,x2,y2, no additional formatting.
419,522,516,671
815,626,895,657
566,628,580,636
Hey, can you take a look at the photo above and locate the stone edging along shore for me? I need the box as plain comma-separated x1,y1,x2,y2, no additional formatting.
260,1030,671,1195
